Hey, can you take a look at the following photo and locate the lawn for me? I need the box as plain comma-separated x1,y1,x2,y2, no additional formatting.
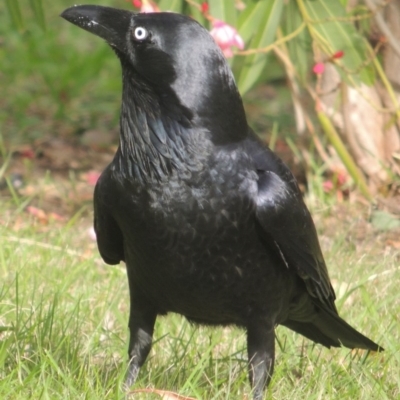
1,0,399,399
0,193,398,399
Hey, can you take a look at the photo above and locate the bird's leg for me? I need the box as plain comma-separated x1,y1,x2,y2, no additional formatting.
247,322,275,400
124,301,157,390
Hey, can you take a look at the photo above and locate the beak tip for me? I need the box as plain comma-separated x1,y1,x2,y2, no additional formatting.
60,6,83,24
60,5,99,23
60,5,132,53
60,8,71,20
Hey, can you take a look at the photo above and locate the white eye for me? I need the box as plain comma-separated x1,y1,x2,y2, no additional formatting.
133,26,148,41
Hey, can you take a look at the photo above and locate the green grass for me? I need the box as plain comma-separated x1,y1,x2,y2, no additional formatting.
0,197,398,400
0,0,128,144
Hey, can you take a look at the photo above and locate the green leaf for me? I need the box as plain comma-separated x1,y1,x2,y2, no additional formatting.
29,0,46,31
209,0,237,26
237,0,274,43
371,210,400,231
184,2,207,27
5,0,24,32
303,0,375,85
237,0,284,95
284,0,312,84
158,0,184,13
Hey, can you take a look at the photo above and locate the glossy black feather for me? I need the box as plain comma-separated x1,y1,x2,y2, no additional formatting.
61,6,382,399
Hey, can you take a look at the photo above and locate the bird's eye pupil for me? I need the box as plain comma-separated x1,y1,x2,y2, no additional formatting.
134,27,148,41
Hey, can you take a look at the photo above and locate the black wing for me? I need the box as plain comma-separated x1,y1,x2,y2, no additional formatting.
93,172,125,265
245,135,336,309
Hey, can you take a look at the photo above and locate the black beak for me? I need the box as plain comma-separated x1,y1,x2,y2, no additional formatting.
61,5,133,52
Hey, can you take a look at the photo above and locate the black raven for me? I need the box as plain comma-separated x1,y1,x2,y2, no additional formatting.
61,6,382,399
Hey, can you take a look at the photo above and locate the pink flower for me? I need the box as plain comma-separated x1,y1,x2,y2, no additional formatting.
210,20,244,58
313,62,325,75
129,0,159,12
332,50,344,59
322,180,333,193
85,171,101,186
140,0,159,13
201,2,209,14
131,0,142,8
88,226,97,241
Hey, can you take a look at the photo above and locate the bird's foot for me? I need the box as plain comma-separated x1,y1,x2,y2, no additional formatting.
123,363,140,392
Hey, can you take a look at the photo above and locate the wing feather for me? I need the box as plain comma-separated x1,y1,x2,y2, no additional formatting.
94,174,125,265
245,135,336,309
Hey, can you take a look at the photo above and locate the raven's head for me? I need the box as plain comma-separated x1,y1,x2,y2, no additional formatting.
61,5,247,142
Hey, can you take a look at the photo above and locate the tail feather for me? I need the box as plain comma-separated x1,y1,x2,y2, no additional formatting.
283,300,383,351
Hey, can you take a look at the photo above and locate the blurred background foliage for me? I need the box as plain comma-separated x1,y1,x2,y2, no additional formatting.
2,0,400,202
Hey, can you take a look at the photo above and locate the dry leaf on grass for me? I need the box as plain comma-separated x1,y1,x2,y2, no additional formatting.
386,239,400,249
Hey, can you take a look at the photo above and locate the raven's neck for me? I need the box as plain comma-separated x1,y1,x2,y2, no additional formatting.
114,67,207,183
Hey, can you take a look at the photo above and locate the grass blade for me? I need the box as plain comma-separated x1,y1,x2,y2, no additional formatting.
29,0,46,31
5,0,24,32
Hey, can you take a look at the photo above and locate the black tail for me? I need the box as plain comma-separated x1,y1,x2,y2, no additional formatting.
283,301,383,351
